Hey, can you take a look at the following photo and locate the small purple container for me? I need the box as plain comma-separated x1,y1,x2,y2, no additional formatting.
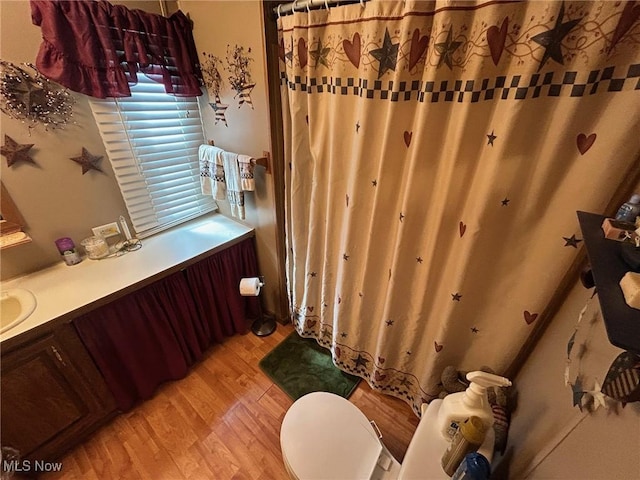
55,237,76,254
55,237,82,266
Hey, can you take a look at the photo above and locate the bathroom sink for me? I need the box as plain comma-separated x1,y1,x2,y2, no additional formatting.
0,288,37,334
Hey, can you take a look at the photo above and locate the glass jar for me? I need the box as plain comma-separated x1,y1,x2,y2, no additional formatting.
81,236,109,259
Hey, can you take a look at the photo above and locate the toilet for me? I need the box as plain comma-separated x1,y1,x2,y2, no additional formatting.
280,392,494,479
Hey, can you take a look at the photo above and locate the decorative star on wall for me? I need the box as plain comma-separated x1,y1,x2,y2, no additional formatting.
501,198,510,206
310,39,331,68
589,381,607,411
531,3,581,71
209,96,229,127
563,234,582,248
435,27,462,70
386,319,394,326
1,135,35,167
487,130,497,146
571,376,585,410
451,292,462,301
70,147,103,174
371,28,399,79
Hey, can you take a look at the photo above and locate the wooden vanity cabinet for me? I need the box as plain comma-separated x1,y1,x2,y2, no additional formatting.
0,322,117,463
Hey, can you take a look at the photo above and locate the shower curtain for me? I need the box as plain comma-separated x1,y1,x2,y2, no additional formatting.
277,0,640,414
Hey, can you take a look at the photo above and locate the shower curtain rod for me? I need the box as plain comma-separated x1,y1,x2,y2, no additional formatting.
273,0,366,17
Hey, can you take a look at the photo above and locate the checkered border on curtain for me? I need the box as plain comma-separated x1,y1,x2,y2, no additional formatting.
281,63,640,102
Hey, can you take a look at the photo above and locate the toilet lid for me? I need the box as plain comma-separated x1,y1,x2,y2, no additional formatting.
281,392,383,479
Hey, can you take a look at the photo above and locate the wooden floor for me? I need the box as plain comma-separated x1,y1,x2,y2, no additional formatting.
44,324,419,480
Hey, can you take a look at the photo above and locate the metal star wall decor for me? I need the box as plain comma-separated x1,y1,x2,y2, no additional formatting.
70,147,103,174
563,234,582,248
487,130,497,146
571,376,585,410
209,96,229,127
371,28,399,79
435,27,462,70
1,134,35,167
531,3,581,71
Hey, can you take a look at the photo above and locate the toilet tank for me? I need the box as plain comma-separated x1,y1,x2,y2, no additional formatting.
397,399,494,479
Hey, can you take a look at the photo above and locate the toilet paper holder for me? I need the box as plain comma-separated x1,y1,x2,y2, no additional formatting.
239,276,265,296
239,276,276,337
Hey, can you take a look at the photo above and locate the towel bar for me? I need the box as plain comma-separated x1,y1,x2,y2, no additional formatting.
207,140,270,173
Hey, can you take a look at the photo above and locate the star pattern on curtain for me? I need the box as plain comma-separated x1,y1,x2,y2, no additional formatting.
310,40,331,68
370,28,399,78
531,3,582,71
435,27,462,70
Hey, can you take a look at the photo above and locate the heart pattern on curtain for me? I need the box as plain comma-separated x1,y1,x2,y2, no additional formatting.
278,0,640,414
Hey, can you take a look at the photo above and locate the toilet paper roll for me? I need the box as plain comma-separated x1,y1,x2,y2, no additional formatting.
239,277,262,296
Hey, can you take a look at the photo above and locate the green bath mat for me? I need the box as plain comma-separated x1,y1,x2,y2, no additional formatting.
259,332,360,401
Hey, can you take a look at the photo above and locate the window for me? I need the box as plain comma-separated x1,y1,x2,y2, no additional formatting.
89,76,215,238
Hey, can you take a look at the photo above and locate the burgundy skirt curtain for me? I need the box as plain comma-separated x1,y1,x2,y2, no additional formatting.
186,238,262,344
74,238,262,411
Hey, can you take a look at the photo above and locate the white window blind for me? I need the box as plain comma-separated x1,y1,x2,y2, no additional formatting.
89,76,215,238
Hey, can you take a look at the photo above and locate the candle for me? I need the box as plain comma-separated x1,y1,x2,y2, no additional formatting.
119,215,132,240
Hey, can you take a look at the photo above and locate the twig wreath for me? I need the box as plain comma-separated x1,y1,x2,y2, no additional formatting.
0,60,74,132
225,44,255,109
201,52,229,126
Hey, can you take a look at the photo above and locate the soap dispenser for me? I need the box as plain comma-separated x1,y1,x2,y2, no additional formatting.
437,371,512,439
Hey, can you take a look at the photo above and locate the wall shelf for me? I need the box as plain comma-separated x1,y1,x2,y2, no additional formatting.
577,211,640,354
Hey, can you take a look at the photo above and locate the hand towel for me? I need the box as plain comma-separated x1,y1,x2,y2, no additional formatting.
199,144,225,200
222,151,245,219
238,154,255,192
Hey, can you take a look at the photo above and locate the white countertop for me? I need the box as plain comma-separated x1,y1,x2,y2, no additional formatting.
1,213,253,343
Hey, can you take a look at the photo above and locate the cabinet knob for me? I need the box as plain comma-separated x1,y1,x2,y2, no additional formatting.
51,346,67,367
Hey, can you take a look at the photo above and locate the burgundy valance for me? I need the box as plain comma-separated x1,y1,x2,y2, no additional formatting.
30,0,203,98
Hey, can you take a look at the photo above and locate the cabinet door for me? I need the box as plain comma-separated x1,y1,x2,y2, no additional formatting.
1,323,116,461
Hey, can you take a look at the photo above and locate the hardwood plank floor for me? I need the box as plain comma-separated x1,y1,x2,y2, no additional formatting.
43,324,419,480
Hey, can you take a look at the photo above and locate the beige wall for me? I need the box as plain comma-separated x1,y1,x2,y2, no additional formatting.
501,278,640,479
0,0,280,314
178,0,279,314
0,0,128,279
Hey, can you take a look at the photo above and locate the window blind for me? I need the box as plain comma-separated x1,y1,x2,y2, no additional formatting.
89,76,216,238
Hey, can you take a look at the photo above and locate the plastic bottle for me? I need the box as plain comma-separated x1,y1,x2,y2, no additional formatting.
441,416,487,476
615,194,640,223
437,371,512,439
452,452,491,480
